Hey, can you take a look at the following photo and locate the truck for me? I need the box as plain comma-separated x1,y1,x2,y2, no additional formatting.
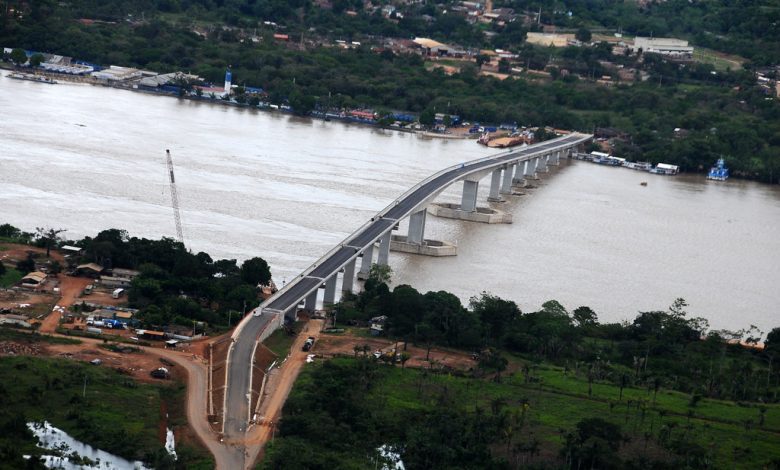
302,336,315,352
86,327,102,335
103,319,125,329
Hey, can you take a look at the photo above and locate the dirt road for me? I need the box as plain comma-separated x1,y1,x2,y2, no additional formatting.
39,333,236,469
244,319,324,467
38,276,90,333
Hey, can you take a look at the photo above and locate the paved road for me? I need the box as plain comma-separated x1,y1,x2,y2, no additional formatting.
222,132,592,465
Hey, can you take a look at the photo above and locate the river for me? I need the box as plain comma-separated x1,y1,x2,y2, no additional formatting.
1,74,778,332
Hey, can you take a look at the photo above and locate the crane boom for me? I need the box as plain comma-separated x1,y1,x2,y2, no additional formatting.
165,149,184,244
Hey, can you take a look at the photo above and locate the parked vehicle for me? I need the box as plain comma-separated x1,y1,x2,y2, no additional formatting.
302,336,315,351
112,288,125,299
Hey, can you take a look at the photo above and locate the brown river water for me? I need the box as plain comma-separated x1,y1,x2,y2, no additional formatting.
1,74,778,332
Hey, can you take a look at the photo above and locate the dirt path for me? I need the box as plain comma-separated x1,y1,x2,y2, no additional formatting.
244,319,324,467
38,276,90,333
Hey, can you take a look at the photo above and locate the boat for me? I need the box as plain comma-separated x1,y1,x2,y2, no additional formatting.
650,163,679,175
6,72,57,84
624,161,653,171
707,158,729,181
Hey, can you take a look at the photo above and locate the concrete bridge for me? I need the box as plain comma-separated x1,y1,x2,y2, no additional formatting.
221,132,592,466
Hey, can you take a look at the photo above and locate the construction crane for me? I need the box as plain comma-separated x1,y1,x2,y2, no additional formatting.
165,149,184,244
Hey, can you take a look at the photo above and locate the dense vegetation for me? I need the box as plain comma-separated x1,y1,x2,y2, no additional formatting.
262,273,780,469
0,223,272,331
77,228,271,330
0,351,211,469
263,356,780,469
337,273,780,404
2,1,779,182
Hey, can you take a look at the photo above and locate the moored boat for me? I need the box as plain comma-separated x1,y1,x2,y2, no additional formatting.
707,158,729,181
6,72,58,84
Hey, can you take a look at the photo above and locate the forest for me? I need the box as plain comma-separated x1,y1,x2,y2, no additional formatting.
260,272,780,469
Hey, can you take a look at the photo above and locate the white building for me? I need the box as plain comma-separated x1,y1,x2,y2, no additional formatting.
91,65,142,82
631,37,693,57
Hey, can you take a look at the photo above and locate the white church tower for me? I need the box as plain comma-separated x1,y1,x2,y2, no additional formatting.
224,67,232,97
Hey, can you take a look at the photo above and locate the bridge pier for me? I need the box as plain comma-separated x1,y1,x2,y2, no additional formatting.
500,164,515,195
341,258,356,294
390,208,457,256
461,180,479,212
538,155,548,173
513,160,526,186
524,158,535,181
487,169,503,202
357,244,374,280
377,232,391,266
323,275,337,306
305,289,318,313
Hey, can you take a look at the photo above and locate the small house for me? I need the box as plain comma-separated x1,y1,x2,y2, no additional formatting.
76,263,104,277
20,271,47,286
137,329,166,341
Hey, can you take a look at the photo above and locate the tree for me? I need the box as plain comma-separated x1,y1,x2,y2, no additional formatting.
419,108,435,127
49,260,62,276
575,28,592,43
16,253,35,274
367,263,392,285
35,227,66,258
572,306,598,328
240,257,271,286
29,53,44,67
10,48,27,65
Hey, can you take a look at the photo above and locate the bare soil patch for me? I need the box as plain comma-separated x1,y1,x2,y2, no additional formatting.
314,333,478,370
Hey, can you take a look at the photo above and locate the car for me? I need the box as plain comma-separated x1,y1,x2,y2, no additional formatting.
253,310,262,317
90,359,102,366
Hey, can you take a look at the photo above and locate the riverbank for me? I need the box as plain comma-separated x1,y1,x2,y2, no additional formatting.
1,62,479,142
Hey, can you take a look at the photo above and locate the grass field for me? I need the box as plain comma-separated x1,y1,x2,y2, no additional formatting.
301,357,780,468
262,321,305,358
0,356,163,461
0,330,211,467
0,268,23,287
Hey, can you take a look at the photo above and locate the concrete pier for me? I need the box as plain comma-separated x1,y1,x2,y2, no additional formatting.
377,232,391,266
513,160,526,185
428,203,512,224
407,209,427,245
488,169,503,202
524,158,535,180
390,235,457,256
342,258,356,293
538,155,548,173
461,180,479,212
323,275,337,306
357,244,373,280
305,289,318,313
500,164,515,195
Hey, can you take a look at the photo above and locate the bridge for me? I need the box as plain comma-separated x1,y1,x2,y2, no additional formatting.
220,132,592,466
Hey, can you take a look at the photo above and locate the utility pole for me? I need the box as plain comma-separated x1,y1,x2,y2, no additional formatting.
82,375,87,398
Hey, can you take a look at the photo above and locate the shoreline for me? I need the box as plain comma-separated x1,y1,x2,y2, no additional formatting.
0,63,479,143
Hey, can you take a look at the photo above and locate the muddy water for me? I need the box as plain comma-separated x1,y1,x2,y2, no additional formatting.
1,74,778,331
